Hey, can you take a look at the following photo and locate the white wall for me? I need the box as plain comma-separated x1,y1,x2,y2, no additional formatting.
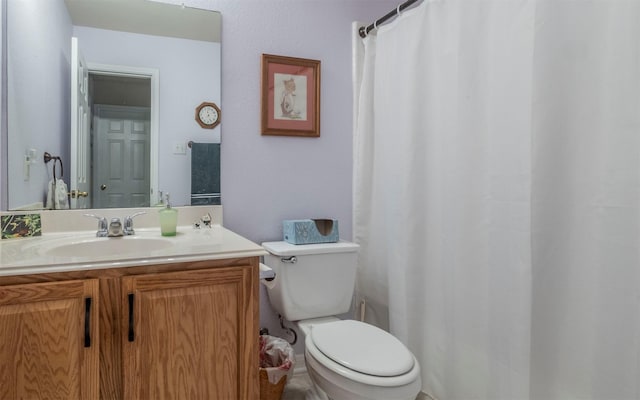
207,0,401,346
74,26,221,206
213,0,397,242
7,0,71,209
1,0,6,209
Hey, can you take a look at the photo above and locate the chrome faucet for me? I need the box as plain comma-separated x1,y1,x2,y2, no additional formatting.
123,212,146,236
108,218,124,237
84,214,108,237
84,212,146,237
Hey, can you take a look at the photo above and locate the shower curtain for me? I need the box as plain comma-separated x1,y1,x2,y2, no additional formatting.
352,1,640,399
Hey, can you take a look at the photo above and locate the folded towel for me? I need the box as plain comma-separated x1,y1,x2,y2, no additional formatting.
46,179,70,210
190,142,221,205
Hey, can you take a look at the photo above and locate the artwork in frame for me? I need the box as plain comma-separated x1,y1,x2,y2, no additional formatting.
261,54,321,137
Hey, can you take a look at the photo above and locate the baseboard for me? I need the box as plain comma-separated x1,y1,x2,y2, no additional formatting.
293,353,307,375
418,391,437,400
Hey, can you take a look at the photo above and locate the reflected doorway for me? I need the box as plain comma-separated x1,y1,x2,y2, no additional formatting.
84,65,159,208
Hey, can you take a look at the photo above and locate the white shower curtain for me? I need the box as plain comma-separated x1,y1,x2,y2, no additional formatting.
353,1,640,399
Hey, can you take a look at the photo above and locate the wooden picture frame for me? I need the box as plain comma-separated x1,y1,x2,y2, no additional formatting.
261,54,321,137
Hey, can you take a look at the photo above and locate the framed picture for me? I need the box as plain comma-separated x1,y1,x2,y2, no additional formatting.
261,54,321,137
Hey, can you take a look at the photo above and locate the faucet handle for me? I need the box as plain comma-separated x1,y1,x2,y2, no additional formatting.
201,213,212,228
124,212,146,235
127,211,146,220
84,214,108,237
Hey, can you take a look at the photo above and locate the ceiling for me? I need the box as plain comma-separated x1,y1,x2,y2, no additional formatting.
64,0,221,42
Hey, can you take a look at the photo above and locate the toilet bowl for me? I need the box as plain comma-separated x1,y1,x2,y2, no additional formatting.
261,241,422,400
297,318,421,400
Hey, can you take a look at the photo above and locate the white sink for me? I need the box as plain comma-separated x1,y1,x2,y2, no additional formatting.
0,224,267,276
45,236,174,258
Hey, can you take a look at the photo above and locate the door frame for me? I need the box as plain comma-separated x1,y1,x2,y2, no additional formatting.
87,63,159,207
71,37,90,209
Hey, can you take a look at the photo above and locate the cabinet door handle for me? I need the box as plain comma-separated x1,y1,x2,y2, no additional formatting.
84,297,92,348
128,293,135,342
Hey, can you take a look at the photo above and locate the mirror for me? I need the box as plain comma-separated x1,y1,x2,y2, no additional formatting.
3,0,221,210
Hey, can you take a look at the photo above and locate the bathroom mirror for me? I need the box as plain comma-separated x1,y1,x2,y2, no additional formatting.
3,0,221,210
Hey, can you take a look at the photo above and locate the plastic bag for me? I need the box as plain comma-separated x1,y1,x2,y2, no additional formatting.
259,335,295,385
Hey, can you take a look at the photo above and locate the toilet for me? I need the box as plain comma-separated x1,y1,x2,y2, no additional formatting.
261,241,421,400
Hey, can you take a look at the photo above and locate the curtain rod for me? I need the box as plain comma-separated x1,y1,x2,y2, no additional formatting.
358,0,422,38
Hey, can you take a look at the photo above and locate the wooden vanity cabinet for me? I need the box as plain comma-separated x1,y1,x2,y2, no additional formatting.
0,257,259,400
122,266,256,399
0,279,100,400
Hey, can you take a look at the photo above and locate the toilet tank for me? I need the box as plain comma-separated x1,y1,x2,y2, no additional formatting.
262,241,359,321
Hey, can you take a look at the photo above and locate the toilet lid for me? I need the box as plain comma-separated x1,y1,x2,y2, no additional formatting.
310,320,415,377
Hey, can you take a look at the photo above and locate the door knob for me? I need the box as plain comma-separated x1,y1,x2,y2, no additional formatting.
100,184,107,191
69,190,89,198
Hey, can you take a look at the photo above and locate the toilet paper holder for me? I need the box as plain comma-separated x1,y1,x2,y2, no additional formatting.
259,263,276,281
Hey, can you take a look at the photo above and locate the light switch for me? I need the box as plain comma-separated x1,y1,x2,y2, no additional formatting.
23,148,38,180
27,148,37,162
172,142,187,155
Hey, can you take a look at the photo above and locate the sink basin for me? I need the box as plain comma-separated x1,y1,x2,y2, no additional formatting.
45,236,174,258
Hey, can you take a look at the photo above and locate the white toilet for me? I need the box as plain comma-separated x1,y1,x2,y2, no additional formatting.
261,241,422,400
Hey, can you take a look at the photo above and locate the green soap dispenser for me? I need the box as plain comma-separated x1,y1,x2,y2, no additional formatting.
158,193,178,236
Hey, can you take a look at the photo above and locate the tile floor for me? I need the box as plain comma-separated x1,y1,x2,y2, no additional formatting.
280,371,429,400
281,372,313,400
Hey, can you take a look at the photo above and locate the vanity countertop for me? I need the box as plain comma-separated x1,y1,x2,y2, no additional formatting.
0,225,267,277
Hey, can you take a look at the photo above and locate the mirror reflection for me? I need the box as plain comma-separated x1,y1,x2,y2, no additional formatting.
4,0,221,211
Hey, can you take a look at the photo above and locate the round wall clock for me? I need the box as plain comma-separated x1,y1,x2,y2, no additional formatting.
195,102,221,129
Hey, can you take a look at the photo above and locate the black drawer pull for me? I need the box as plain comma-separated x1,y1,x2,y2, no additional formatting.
84,297,92,348
128,293,135,342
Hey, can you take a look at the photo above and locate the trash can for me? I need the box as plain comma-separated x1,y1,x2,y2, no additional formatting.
259,334,295,400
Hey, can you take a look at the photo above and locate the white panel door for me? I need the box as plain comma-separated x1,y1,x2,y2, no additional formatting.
92,105,150,208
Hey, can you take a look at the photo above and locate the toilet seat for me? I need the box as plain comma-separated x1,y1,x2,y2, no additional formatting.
305,320,420,387
311,320,414,377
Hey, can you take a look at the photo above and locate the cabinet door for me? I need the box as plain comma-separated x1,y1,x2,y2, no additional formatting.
0,279,99,399
122,266,257,400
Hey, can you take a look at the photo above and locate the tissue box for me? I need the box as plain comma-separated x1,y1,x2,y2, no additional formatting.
283,219,339,245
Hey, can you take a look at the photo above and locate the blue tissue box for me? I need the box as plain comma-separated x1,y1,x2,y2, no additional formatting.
283,219,339,245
